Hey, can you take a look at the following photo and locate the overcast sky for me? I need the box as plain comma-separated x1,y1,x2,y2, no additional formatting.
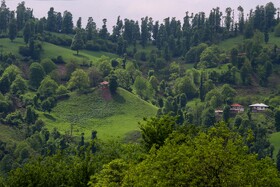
5,0,280,32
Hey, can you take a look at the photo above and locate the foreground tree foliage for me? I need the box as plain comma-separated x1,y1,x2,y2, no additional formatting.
3,117,280,186
139,114,178,150
123,123,280,187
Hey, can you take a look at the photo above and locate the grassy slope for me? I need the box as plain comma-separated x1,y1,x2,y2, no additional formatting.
0,125,24,144
0,38,117,63
270,132,280,160
218,33,280,51
40,88,158,141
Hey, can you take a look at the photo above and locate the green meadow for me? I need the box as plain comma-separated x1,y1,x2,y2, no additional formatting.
40,88,158,141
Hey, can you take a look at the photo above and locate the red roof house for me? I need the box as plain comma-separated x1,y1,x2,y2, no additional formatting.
230,103,244,113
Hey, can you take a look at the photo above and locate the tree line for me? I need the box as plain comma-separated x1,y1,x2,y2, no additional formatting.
0,1,279,56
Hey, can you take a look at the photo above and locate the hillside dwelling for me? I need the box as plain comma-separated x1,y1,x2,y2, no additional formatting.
215,109,223,115
249,103,269,112
100,81,109,90
230,104,244,113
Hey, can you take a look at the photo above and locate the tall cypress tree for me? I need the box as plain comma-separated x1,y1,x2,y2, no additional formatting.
23,21,31,44
46,7,56,32
8,18,17,42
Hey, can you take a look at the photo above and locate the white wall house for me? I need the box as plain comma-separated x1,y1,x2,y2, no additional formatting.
249,103,269,112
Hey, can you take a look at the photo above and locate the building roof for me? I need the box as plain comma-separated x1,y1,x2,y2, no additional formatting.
215,110,223,113
231,103,243,107
100,81,109,85
249,103,269,107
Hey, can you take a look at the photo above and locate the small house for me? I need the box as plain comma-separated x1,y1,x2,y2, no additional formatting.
249,103,269,112
215,109,223,115
100,81,109,90
230,103,244,113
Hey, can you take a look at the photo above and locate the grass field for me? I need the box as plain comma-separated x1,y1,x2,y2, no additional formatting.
0,38,117,64
0,125,24,144
218,33,280,52
40,88,158,141
0,38,24,56
270,132,280,160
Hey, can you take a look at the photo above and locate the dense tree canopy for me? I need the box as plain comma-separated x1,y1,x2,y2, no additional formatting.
123,123,280,187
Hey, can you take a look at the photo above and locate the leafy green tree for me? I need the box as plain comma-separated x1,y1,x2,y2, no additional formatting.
124,123,280,187
114,69,132,91
149,75,159,91
11,75,27,95
174,76,197,100
185,43,208,64
56,85,69,96
67,69,90,91
133,76,154,100
139,114,177,150
38,76,58,99
41,97,55,113
41,58,56,74
198,45,221,68
0,73,10,94
29,62,46,88
89,159,128,187
88,67,102,87
97,57,112,77
70,29,85,55
0,65,21,93
0,93,12,114
6,154,90,187
221,84,236,103
25,105,37,124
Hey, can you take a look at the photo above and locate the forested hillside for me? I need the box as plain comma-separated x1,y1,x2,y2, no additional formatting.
1,0,280,186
